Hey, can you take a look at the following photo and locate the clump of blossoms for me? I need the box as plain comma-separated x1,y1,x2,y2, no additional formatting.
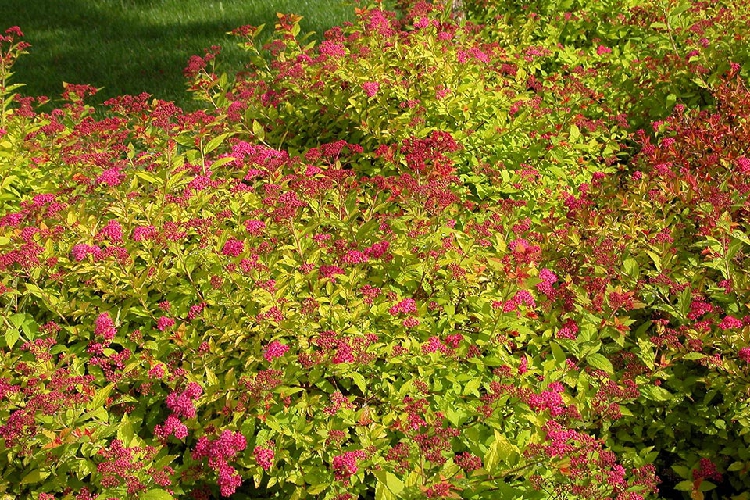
264,340,289,362
254,445,274,471
155,382,202,440
332,450,367,484
192,430,247,497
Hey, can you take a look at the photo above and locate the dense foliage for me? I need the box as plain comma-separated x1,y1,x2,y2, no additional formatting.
1,1,749,499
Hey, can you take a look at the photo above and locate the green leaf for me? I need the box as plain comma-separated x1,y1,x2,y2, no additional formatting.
463,378,482,397
640,384,672,402
4,327,20,349
671,465,691,478
646,250,661,271
484,430,517,471
637,337,655,370
141,490,175,500
682,352,705,360
374,470,404,495
586,353,613,374
210,156,236,169
569,124,580,142
674,480,694,491
252,120,265,141
623,258,639,279
349,372,367,393
21,469,49,484
117,414,134,446
375,480,396,500
203,132,229,154
89,383,114,411
698,480,717,491
550,342,565,365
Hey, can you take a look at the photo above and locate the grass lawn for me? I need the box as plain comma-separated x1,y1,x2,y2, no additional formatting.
0,0,355,108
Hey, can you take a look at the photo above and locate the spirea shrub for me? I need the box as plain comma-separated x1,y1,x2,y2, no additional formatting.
0,1,749,499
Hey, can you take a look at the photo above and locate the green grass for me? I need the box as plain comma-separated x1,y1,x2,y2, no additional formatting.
0,0,355,109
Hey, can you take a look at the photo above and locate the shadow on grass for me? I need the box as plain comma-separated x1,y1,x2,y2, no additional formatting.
0,0,354,108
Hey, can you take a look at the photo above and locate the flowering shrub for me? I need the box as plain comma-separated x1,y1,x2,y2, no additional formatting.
1,1,750,499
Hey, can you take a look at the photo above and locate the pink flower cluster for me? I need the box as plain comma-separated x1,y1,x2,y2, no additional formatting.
165,382,203,419
263,340,289,362
332,450,367,483
132,225,158,242
244,219,266,235
221,238,244,257
342,250,369,264
364,240,390,259
96,167,126,186
718,315,743,330
71,244,103,261
527,382,567,417
556,319,579,340
96,220,123,243
156,316,175,331
536,268,558,296
254,445,274,471
362,81,380,97
389,298,417,316
192,430,247,497
94,312,117,341
692,458,722,482
495,290,537,313
154,415,188,440
455,452,482,471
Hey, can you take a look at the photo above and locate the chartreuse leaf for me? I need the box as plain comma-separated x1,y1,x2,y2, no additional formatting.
3,325,20,349
21,469,49,484
374,470,404,497
89,383,114,411
640,384,672,402
141,490,175,500
586,353,613,374
484,430,518,471
117,413,134,446
550,342,565,365
674,480,693,491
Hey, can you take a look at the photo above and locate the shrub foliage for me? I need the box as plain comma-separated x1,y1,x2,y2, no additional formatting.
1,1,750,498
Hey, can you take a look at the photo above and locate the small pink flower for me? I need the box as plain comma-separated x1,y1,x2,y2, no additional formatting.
264,340,289,362
97,167,126,187
362,81,380,97
157,316,175,331
254,446,274,471
739,347,750,363
332,341,355,364
183,382,203,399
403,317,420,328
332,450,367,482
244,219,266,235
305,165,322,176
389,298,417,316
342,250,369,265
320,41,346,57
95,312,117,341
596,45,612,55
718,315,743,330
222,238,244,257
95,220,123,243
71,244,91,261
414,17,429,29
148,364,165,379
556,319,579,340
133,225,158,241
